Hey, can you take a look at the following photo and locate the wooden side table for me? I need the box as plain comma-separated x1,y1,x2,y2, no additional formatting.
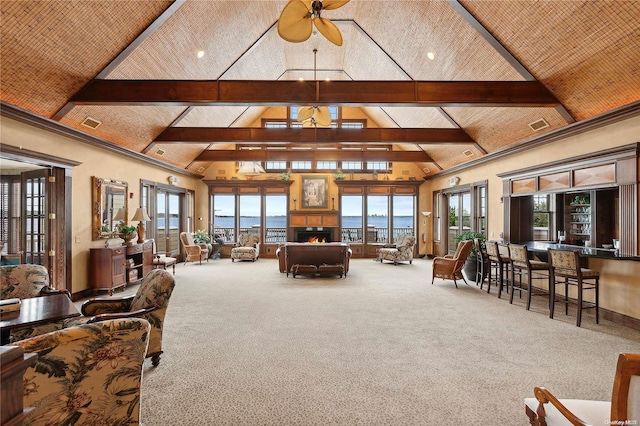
1,346,37,426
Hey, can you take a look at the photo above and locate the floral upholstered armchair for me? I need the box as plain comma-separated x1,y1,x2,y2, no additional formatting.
230,233,260,262
65,269,175,366
0,264,70,342
13,318,150,426
377,235,416,265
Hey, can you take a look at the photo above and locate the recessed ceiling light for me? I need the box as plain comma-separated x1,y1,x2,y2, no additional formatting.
81,117,101,129
196,50,205,59
427,52,435,60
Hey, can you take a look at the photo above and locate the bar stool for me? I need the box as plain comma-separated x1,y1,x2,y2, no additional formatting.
485,241,510,298
508,244,551,310
547,248,599,327
473,238,487,288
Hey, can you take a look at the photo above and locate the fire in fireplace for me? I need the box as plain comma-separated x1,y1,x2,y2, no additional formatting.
294,229,333,243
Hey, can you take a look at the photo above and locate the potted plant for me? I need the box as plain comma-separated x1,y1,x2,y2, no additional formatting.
193,229,213,257
334,171,345,180
118,225,138,245
279,171,291,180
456,231,486,283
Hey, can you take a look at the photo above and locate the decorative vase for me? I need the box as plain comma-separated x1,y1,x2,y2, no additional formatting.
119,233,137,246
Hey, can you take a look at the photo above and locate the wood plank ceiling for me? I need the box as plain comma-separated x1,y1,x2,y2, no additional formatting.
1,0,639,176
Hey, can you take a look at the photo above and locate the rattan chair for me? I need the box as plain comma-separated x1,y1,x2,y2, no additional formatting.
431,240,473,288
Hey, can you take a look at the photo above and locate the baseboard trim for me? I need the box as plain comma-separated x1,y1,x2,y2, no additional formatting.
601,308,640,332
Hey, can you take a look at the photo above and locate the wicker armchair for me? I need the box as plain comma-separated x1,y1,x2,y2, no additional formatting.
180,231,209,265
13,318,150,426
431,240,474,288
0,264,70,342
64,269,175,366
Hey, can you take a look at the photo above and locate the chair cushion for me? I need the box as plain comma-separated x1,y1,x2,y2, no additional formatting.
523,398,610,426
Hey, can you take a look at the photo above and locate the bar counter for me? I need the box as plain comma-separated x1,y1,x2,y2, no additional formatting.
523,241,640,261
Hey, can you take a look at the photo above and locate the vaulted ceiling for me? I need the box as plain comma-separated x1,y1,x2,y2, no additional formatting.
2,1,639,177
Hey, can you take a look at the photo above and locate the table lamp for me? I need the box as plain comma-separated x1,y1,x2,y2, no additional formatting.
132,207,151,243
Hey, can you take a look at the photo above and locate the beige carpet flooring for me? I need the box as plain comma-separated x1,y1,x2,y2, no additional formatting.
93,257,640,425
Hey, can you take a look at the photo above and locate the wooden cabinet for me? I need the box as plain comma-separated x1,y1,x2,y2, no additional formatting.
125,241,153,284
90,241,152,295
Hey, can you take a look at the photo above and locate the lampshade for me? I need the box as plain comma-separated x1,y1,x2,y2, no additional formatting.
131,207,151,222
113,207,126,222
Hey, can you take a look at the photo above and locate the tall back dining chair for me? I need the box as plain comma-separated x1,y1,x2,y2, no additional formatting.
485,241,510,298
547,248,599,327
508,244,551,311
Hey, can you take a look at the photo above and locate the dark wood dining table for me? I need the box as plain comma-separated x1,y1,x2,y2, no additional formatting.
0,294,80,345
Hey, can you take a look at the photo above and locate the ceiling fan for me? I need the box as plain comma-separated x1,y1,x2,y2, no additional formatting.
278,0,350,46
297,49,331,128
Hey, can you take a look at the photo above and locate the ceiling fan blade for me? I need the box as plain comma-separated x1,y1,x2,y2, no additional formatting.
314,106,332,126
322,0,350,10
278,0,313,43
314,17,343,46
302,120,315,128
297,106,314,122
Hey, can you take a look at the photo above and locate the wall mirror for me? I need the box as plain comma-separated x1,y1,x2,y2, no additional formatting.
92,176,128,240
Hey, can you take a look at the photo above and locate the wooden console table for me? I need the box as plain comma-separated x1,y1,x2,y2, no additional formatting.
90,241,153,295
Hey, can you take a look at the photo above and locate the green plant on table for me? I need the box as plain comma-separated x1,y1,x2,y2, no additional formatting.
118,225,137,235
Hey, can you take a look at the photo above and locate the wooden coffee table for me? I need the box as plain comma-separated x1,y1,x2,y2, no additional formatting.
0,294,80,345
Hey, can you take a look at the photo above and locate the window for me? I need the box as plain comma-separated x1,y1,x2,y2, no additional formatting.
366,161,389,171
265,195,287,243
475,184,487,235
213,195,235,243
316,161,337,170
392,195,415,241
341,196,363,242
342,161,362,170
533,194,551,241
266,161,287,170
291,161,312,170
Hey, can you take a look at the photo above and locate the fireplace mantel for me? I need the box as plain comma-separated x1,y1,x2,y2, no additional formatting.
289,211,339,242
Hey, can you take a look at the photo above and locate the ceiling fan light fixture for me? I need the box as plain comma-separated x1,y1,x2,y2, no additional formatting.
427,51,435,60
196,50,205,59
278,0,349,46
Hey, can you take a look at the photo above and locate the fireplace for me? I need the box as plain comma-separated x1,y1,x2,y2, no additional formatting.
294,229,334,243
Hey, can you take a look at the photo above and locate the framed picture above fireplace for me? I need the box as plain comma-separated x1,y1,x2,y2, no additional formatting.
301,175,328,209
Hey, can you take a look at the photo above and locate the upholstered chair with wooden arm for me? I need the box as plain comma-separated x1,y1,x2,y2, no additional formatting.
377,235,416,265
0,264,71,342
64,269,175,367
525,352,640,425
179,231,209,265
13,318,150,426
230,233,260,262
431,239,474,288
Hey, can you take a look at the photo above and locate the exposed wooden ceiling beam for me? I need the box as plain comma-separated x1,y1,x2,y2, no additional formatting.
195,149,433,163
71,80,559,107
155,127,475,144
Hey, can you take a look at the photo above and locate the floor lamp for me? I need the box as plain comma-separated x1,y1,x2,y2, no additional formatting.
132,208,151,244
